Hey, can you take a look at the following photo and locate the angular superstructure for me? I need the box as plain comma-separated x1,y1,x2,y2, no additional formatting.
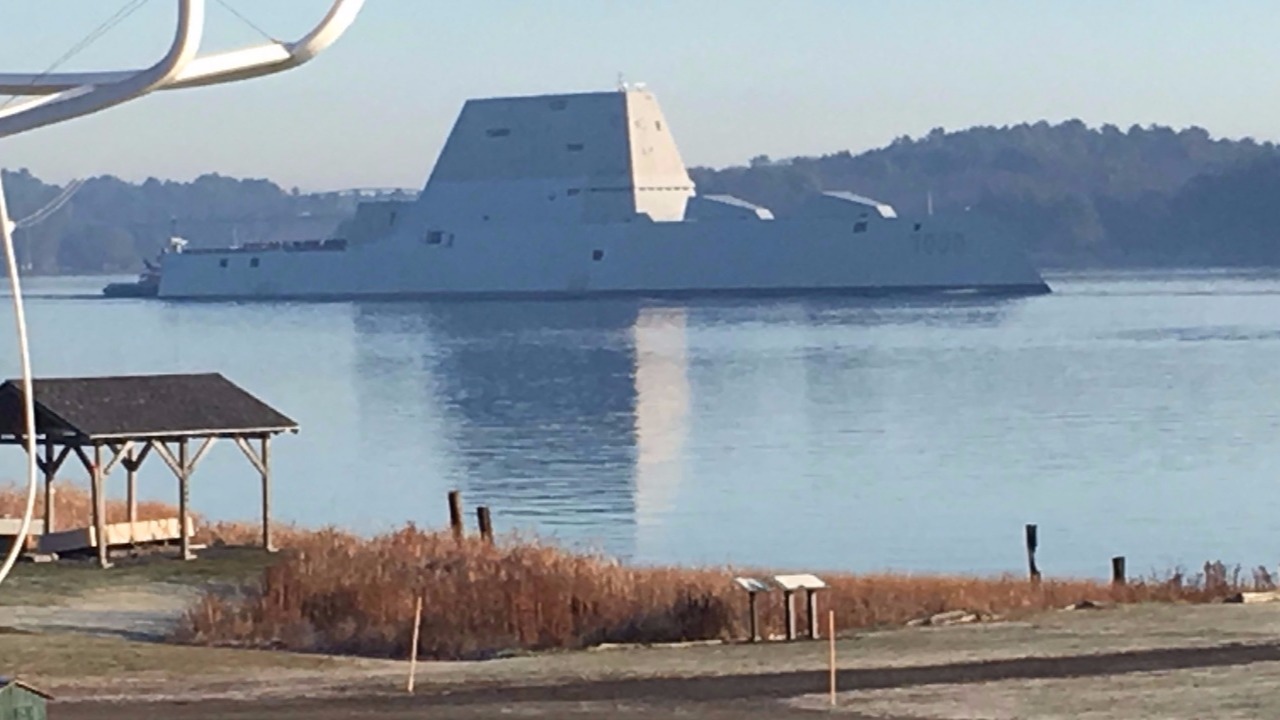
415,90,693,226
149,87,1050,300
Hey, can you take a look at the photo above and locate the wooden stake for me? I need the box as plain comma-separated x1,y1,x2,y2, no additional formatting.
828,609,837,706
407,595,423,694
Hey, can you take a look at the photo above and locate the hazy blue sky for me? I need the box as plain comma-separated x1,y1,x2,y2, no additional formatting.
0,1,1276,191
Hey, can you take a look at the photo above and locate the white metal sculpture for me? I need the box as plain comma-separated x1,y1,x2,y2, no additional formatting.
0,0,364,588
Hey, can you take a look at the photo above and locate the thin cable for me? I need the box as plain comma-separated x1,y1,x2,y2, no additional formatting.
0,0,152,112
16,178,84,229
215,0,277,42
0,171,38,591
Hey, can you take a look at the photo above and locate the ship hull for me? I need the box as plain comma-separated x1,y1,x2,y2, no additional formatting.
156,212,1049,301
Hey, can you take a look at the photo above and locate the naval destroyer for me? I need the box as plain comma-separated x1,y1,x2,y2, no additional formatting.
143,86,1050,300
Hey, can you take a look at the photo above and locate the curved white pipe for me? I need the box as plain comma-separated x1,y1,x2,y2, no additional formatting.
0,175,39,590
0,0,362,590
0,0,204,138
0,0,364,94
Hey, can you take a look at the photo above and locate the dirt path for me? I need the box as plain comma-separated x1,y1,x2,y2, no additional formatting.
23,601,1280,719
0,582,195,640
49,643,1280,719
5,586,1280,719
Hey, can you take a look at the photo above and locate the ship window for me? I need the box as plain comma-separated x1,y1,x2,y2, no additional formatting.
426,230,444,245
566,143,585,152
567,188,580,196
853,221,868,234
656,120,662,130
219,258,228,268
549,99,567,111
390,211,397,226
592,249,604,261
250,257,260,268
914,222,922,231
486,128,511,138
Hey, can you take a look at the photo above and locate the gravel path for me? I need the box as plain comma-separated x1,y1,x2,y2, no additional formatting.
0,583,196,640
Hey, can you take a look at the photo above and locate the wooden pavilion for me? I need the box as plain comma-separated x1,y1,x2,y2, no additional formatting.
0,373,297,568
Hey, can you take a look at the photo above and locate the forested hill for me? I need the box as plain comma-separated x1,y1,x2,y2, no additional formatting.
6,119,1280,274
691,121,1280,268
1,170,390,275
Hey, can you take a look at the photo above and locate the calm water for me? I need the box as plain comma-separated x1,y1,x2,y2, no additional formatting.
1,269,1279,579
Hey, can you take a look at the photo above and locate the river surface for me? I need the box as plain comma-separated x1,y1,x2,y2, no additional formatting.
0,269,1277,579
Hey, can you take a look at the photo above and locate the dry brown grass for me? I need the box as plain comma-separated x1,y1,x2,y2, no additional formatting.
0,485,179,527
3,485,1265,662
172,524,1267,662
0,485,309,547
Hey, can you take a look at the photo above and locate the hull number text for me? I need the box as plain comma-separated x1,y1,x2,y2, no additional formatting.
914,231,966,255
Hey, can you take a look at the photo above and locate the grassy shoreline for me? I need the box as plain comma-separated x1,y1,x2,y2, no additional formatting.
0,486,1269,661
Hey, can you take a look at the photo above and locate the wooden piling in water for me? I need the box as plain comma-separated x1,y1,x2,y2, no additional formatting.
477,505,493,544
1025,524,1041,584
448,490,464,541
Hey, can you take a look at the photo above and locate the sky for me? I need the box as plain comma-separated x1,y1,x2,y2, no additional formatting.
0,0,1277,192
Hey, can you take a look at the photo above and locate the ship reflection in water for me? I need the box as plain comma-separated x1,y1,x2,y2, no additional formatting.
352,300,650,557
349,296,1015,563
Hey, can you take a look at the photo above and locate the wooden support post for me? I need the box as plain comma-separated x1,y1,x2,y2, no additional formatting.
448,490,464,541
118,443,150,550
178,439,192,561
1025,524,1041,584
747,591,761,643
783,590,797,641
91,445,109,569
806,589,821,639
126,447,138,525
1112,556,1126,586
828,610,837,707
476,505,493,544
42,441,55,536
126,446,138,546
260,436,274,552
233,435,271,552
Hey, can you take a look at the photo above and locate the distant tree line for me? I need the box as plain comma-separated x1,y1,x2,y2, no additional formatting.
4,119,1280,274
691,121,1280,268
1,170,363,275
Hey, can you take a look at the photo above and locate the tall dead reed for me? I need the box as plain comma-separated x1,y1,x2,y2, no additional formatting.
173,523,1262,661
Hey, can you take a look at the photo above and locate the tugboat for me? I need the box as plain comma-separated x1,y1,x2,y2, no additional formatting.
101,236,186,298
